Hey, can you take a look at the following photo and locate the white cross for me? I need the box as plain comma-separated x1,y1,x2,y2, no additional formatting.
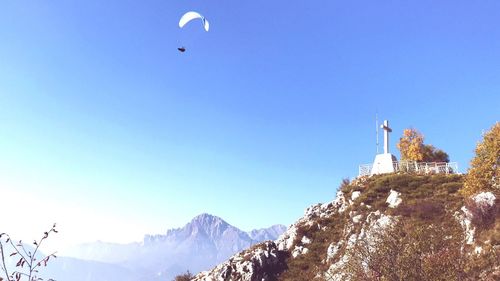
380,120,392,154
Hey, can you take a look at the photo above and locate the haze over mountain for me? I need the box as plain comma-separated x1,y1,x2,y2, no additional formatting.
1,240,140,281
62,213,286,280
41,257,141,281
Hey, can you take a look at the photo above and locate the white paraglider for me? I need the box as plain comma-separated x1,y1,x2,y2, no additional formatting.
178,11,209,32
177,11,209,52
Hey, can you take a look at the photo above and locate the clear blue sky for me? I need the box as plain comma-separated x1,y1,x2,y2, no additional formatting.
0,0,499,248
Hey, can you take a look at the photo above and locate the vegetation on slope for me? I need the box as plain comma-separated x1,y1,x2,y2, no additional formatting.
462,121,500,196
189,122,499,281
278,173,499,281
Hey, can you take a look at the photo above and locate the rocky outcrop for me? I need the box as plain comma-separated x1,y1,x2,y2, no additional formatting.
194,189,353,281
193,241,288,281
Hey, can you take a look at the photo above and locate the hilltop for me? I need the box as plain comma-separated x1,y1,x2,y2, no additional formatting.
193,173,499,280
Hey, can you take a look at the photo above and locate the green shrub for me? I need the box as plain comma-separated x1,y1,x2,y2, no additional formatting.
394,199,445,220
439,182,462,194
173,271,194,281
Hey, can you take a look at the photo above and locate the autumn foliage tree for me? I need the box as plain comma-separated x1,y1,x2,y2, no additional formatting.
462,122,500,196
0,224,58,281
397,128,425,161
397,128,449,162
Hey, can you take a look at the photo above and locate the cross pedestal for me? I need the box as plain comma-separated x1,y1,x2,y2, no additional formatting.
371,120,398,175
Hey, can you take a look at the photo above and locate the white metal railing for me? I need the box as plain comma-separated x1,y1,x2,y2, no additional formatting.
359,164,373,177
358,161,458,177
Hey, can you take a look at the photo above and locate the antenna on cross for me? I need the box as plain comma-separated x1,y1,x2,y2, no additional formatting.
375,113,379,154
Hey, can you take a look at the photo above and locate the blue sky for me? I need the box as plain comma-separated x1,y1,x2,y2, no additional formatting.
0,0,499,249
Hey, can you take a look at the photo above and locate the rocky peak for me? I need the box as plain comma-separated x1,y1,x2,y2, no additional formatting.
148,213,244,244
184,213,235,239
191,213,226,226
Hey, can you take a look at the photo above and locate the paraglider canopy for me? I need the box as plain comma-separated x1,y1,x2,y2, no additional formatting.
179,11,209,32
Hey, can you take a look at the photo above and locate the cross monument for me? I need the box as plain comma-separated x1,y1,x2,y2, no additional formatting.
371,119,398,175
381,120,392,154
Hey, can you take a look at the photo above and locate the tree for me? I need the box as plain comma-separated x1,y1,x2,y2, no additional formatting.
397,128,449,162
397,128,425,161
422,145,450,163
0,224,57,281
462,122,500,196
173,270,194,281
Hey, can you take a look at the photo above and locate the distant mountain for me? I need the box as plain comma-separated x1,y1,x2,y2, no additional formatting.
247,224,287,241
142,213,256,262
63,213,286,281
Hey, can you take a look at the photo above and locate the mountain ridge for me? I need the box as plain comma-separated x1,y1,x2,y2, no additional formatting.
63,213,286,280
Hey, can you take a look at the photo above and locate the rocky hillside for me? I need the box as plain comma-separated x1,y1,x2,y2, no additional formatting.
193,173,499,281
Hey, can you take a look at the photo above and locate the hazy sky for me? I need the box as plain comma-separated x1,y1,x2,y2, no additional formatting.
1,0,499,251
